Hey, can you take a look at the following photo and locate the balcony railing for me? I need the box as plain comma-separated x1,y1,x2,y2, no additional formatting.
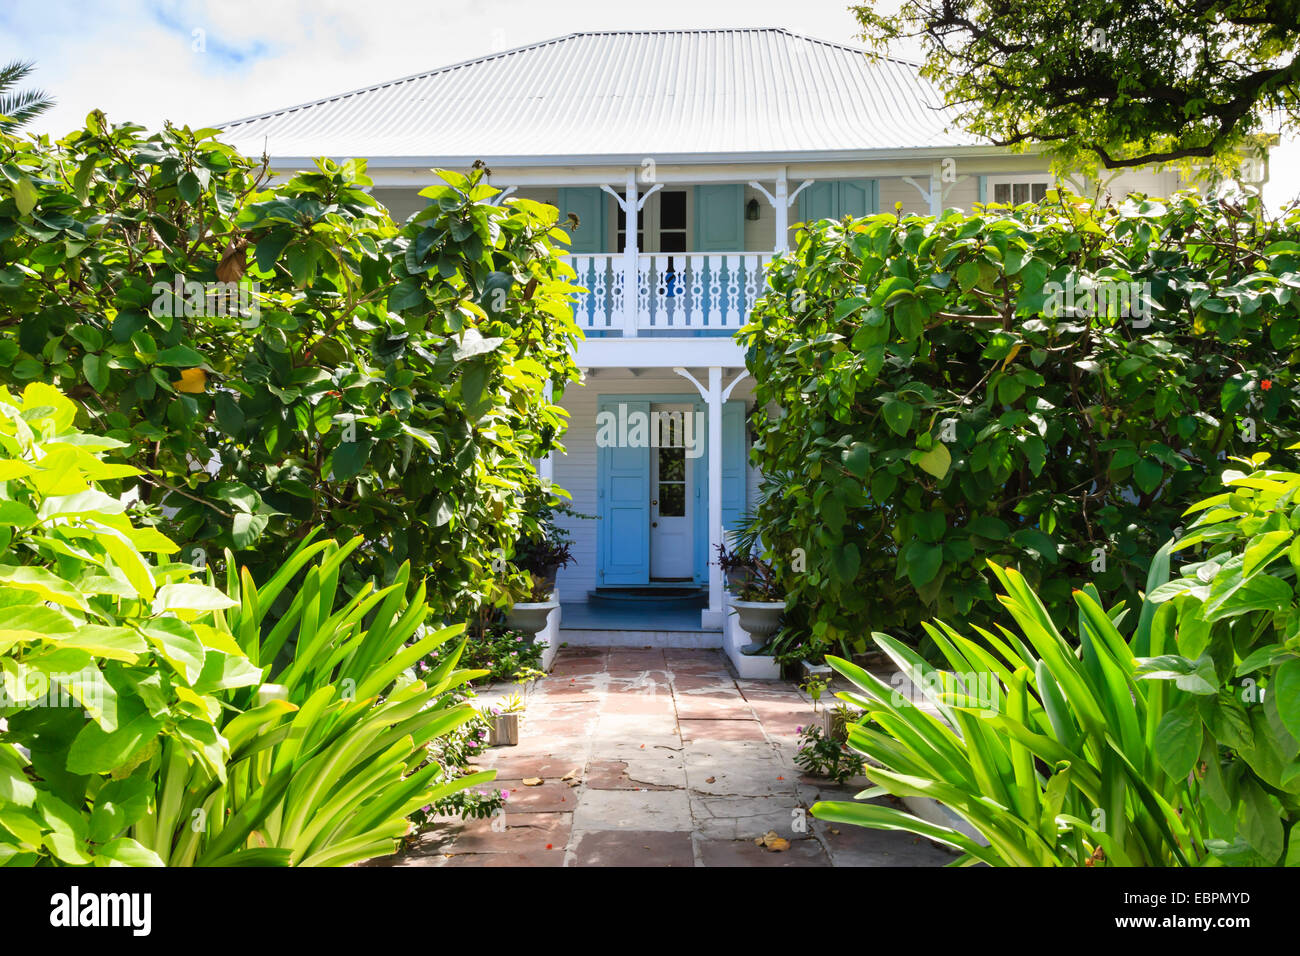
569,252,774,336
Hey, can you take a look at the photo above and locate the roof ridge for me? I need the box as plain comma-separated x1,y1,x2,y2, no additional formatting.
218,28,924,129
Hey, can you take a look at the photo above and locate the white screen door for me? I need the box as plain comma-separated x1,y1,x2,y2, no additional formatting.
649,404,694,579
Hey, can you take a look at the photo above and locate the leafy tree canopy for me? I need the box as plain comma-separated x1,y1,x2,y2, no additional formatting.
852,0,1298,172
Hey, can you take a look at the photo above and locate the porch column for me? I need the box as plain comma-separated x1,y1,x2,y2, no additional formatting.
622,171,639,337
673,364,732,629
748,169,813,253
773,173,789,251
706,366,723,628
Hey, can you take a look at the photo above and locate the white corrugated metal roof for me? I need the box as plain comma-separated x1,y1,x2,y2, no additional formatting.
219,28,982,164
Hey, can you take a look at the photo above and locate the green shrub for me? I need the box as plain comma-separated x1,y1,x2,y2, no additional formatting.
0,117,580,621
456,625,544,685
0,383,491,866
740,191,1300,657
812,481,1300,866
811,555,1217,866
0,382,255,865
1141,453,1300,864
140,535,490,866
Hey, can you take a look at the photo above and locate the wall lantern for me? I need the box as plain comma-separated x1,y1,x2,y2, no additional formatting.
745,197,761,221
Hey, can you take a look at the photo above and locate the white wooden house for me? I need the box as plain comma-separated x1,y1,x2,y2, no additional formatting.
221,28,1201,657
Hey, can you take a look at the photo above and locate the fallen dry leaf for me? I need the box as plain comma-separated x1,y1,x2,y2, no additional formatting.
522,777,544,787
561,769,579,781
705,776,716,784
767,838,791,852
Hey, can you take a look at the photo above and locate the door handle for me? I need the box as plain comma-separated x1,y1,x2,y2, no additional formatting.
652,499,658,505
652,521,658,527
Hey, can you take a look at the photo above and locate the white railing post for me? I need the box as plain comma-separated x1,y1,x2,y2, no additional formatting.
774,171,789,252
623,171,639,337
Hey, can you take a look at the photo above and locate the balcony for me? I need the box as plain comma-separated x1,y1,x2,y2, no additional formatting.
569,252,775,337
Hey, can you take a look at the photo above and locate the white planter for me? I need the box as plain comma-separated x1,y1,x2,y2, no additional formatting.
730,598,784,653
506,599,559,635
504,591,561,671
722,591,781,679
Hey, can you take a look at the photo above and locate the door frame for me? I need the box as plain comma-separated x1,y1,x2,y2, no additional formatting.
648,402,696,580
596,393,708,587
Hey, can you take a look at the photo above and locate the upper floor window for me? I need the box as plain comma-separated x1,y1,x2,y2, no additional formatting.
988,177,1050,204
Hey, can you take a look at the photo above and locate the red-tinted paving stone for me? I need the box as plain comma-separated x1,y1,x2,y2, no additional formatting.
744,700,810,738
493,780,578,813
584,759,680,791
520,716,598,738
674,694,755,720
571,830,694,867
678,718,768,742
698,838,830,867
444,811,571,854
440,850,565,867
600,693,678,715
671,677,739,693
477,754,584,779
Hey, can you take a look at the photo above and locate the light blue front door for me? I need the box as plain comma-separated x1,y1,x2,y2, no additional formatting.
598,400,651,585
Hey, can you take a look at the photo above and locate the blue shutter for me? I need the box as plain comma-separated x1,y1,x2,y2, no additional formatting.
798,181,837,224
978,176,988,205
692,401,708,584
721,400,747,539
598,400,649,584
693,184,744,251
693,185,745,333
558,187,607,254
837,179,874,218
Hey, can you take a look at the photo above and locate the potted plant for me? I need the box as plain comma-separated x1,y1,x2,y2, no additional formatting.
717,541,785,654
505,502,575,635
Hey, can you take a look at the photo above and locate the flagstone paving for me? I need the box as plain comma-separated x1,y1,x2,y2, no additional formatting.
381,647,954,867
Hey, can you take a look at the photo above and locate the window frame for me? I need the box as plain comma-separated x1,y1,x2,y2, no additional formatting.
985,176,1052,205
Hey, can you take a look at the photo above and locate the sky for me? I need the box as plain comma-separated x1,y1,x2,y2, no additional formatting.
1,0,1296,210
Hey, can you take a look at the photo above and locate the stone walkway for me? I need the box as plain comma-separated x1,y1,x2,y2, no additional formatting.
384,647,952,867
